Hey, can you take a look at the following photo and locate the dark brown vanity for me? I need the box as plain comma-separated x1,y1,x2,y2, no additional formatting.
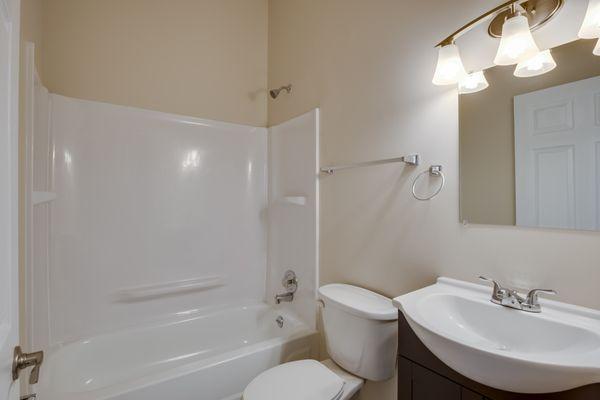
397,314,600,400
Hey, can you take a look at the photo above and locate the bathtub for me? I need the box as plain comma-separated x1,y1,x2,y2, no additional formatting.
38,303,317,400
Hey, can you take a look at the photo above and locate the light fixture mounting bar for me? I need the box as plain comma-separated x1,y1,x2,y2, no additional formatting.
436,0,524,47
488,0,563,38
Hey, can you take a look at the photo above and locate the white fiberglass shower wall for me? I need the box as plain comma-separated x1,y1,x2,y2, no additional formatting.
24,54,319,398
45,95,269,343
268,110,319,329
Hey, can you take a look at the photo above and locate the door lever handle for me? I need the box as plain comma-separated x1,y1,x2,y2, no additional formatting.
12,346,44,384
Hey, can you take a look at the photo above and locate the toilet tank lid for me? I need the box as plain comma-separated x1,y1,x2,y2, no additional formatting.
319,284,398,321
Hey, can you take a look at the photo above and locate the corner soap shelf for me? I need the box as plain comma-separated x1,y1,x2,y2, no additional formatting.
282,196,307,206
32,191,57,205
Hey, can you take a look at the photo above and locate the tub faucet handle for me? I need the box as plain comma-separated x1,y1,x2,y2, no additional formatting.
275,270,298,304
282,270,298,292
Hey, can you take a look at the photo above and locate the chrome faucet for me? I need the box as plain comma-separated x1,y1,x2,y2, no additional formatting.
479,276,556,313
275,270,298,304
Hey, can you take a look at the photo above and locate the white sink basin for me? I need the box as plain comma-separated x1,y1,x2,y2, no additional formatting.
393,277,600,394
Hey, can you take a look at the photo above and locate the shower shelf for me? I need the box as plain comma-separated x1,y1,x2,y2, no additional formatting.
32,191,57,205
282,196,307,206
116,276,226,302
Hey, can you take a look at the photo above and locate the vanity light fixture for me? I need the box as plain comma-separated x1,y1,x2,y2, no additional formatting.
579,0,600,38
494,10,540,65
458,71,489,94
432,43,467,85
594,39,600,56
514,49,557,77
432,0,564,93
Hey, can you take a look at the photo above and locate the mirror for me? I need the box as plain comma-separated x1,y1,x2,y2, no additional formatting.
460,39,600,231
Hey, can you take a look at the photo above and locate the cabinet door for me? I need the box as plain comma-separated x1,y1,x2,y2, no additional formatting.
398,358,412,400
412,363,461,400
461,388,485,400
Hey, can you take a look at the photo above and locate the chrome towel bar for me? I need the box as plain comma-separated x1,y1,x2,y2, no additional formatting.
320,154,419,175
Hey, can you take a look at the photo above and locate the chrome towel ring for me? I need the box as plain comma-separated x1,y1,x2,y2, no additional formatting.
412,165,445,201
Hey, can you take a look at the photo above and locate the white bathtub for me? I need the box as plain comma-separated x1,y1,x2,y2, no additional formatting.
38,303,317,400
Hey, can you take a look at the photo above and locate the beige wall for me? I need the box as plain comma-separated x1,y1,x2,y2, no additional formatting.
268,1,600,399
42,0,268,127
460,39,600,226
18,2,600,399
20,0,43,76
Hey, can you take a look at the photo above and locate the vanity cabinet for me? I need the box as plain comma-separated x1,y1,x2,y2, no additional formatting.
397,313,600,400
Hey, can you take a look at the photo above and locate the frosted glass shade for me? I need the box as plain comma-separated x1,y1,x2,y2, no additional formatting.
514,50,557,77
458,71,489,94
494,14,540,66
432,44,467,86
579,0,600,39
594,38,600,56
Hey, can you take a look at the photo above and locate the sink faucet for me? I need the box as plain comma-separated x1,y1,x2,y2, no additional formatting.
479,276,556,313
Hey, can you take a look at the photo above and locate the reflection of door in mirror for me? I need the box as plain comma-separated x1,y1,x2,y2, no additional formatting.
460,39,600,232
515,76,600,231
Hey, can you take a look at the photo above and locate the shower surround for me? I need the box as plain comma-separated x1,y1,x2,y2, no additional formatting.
25,89,319,399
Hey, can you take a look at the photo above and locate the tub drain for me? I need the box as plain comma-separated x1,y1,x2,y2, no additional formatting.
276,315,284,328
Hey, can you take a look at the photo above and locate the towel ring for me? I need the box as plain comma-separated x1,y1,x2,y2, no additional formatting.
412,165,445,201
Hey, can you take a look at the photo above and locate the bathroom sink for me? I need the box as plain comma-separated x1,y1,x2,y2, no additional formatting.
393,278,600,394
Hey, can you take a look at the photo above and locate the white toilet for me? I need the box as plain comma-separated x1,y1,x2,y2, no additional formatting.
243,284,398,400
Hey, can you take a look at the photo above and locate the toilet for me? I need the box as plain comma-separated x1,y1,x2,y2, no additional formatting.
243,284,398,400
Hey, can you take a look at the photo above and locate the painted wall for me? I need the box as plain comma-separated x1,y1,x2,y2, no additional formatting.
460,39,600,226
267,1,600,399
42,0,268,127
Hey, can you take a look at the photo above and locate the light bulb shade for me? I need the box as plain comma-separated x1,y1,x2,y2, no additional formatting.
579,0,600,39
432,43,467,85
594,38,600,56
494,14,540,66
514,50,557,77
458,71,489,94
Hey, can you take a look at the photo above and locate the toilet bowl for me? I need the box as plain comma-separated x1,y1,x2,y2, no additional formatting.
243,284,398,400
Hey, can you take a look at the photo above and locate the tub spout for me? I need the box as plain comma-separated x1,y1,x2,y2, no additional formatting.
275,292,294,304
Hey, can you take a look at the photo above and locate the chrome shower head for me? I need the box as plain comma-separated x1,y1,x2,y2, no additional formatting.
269,84,292,99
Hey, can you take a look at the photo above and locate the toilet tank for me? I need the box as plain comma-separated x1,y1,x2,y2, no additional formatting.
318,284,398,382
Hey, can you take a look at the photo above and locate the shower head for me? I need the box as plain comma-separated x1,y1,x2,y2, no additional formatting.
269,84,292,99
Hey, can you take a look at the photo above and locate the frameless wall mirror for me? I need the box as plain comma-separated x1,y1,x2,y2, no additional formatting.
460,39,600,231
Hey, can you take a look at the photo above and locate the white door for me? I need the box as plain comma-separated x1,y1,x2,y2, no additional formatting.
0,0,20,399
515,75,600,230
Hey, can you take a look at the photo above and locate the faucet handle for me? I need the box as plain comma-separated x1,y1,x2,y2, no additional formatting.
479,276,499,285
523,289,556,312
479,276,509,303
479,276,503,291
525,288,556,303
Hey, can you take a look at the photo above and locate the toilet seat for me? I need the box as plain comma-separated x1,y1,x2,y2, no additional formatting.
243,360,345,400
